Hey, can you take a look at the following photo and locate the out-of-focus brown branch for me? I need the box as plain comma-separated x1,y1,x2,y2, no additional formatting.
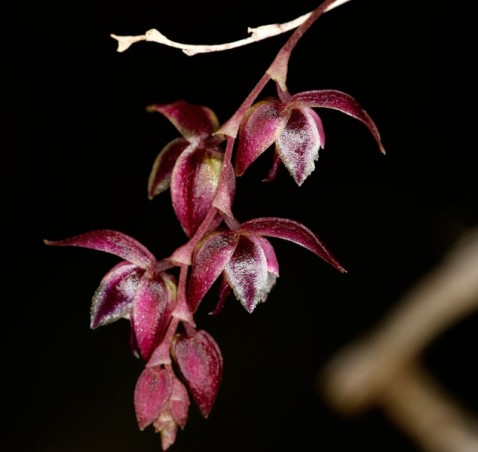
320,228,478,451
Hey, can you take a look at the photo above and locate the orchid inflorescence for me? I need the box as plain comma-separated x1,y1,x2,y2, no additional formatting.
46,0,384,449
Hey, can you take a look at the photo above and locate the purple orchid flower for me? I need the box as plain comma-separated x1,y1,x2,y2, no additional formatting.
188,217,346,313
235,90,386,185
45,229,176,360
147,100,235,237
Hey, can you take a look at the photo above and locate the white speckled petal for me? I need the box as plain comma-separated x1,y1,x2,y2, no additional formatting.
224,236,268,313
276,108,321,186
90,261,143,328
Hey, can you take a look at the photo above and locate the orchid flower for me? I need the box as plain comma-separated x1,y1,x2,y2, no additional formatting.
188,217,346,313
45,229,176,360
235,90,386,185
147,100,235,237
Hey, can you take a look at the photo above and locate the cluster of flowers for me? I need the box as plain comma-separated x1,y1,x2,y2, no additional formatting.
46,1,384,449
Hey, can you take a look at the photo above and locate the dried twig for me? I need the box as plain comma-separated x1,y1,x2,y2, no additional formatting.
110,0,352,55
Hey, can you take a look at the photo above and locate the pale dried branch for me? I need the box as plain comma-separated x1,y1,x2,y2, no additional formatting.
110,0,352,55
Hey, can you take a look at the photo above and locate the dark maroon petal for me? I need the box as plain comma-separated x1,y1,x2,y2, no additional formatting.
239,217,346,273
45,229,155,269
171,146,224,237
290,90,385,154
276,108,323,186
148,100,219,141
262,149,282,183
235,99,289,176
170,377,190,429
188,232,237,312
172,330,223,418
148,138,190,199
209,275,231,316
90,261,144,328
211,158,236,219
224,236,269,313
134,366,172,430
306,107,326,149
132,272,175,360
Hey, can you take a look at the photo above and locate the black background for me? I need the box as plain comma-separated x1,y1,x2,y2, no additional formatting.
4,1,477,451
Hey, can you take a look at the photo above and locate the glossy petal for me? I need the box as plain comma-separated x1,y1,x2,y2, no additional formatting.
132,272,174,360
224,236,269,313
276,107,322,185
90,261,144,329
45,229,155,269
239,217,346,273
148,100,219,141
173,330,223,418
134,366,172,430
148,138,190,199
188,232,238,312
171,146,224,237
291,90,385,154
235,99,289,176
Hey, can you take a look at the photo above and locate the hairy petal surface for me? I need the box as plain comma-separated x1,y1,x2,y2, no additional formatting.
188,232,238,312
148,100,219,141
45,229,156,269
132,273,175,360
90,261,144,328
171,146,224,237
276,108,322,186
235,99,289,176
173,330,223,418
239,217,346,273
134,366,172,430
224,236,269,313
291,90,385,154
148,138,190,199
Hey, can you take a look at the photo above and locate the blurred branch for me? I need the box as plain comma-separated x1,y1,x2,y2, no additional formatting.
320,228,478,451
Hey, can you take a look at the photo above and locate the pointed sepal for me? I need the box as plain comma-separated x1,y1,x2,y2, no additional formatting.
291,90,385,154
172,330,223,418
44,229,156,269
147,100,219,142
235,99,289,176
134,366,173,431
239,217,346,273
